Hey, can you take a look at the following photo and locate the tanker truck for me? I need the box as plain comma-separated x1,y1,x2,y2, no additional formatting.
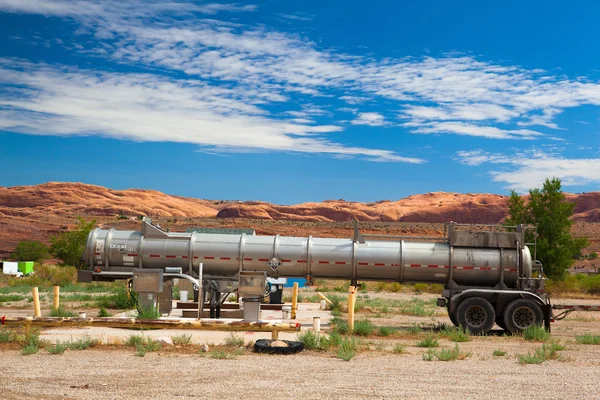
78,218,551,335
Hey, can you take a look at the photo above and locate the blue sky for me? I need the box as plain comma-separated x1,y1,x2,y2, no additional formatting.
1,0,599,204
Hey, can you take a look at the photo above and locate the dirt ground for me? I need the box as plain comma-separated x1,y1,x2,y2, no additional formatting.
2,293,600,400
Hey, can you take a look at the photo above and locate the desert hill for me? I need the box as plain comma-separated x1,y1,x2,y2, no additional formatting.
1,182,600,224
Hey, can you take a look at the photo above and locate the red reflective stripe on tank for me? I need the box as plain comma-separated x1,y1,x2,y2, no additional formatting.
166,255,176,258
282,259,292,263
374,263,385,266
297,260,307,263
479,267,491,271
258,258,269,262
444,265,450,269
193,256,199,259
427,265,438,268
335,261,346,265
204,256,214,260
507,268,517,272
358,262,368,266
410,264,421,267
463,266,474,270
244,258,252,261
318,261,329,264
181,256,188,259
220,257,230,261
94,252,101,255
391,264,401,267
149,255,160,258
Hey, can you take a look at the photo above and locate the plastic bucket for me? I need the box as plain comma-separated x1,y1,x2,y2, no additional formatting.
282,305,291,319
180,290,189,302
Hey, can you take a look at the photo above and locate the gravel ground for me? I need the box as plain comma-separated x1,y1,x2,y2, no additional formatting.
2,339,600,400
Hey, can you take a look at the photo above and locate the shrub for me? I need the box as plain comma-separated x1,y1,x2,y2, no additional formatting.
46,342,68,355
297,330,321,350
423,344,471,362
416,335,439,348
224,333,244,348
517,343,564,364
377,326,396,337
50,217,97,269
12,240,49,262
21,344,39,356
50,306,77,318
353,319,374,336
98,307,111,317
0,328,15,343
441,326,471,342
522,325,550,342
493,349,507,357
331,317,349,335
172,334,192,346
210,349,235,359
137,306,160,319
67,337,99,350
575,334,600,345
393,344,405,354
336,337,358,361
125,335,145,347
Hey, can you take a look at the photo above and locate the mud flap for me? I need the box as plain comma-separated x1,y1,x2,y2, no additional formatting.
544,304,552,333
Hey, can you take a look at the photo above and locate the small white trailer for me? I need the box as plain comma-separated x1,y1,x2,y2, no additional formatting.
1,261,23,278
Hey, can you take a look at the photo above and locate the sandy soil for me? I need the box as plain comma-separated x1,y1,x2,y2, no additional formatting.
2,294,600,400
1,341,600,400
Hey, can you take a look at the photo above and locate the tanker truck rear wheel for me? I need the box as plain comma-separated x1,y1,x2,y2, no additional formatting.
456,297,495,335
502,299,543,334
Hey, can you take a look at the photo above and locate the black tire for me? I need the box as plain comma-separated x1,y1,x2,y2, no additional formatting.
253,339,304,355
503,299,544,334
448,309,458,327
456,297,496,335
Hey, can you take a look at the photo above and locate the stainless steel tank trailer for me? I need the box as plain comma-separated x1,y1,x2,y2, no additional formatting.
79,217,556,334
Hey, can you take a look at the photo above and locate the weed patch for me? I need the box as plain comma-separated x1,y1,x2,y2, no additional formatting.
172,334,192,346
49,306,77,318
522,325,550,342
416,335,439,348
423,344,471,361
224,333,244,348
353,319,374,336
575,334,600,345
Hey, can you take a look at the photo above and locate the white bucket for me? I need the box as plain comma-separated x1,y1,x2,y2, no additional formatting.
313,317,321,332
320,300,327,310
282,305,291,319
78,312,86,318
180,290,189,302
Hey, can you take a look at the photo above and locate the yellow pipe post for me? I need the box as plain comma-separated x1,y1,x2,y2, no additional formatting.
53,286,60,311
291,282,299,319
317,292,333,305
347,286,356,334
31,287,41,317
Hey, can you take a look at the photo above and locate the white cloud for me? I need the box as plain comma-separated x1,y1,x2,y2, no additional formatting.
351,112,386,126
455,149,600,191
0,61,422,163
411,122,542,140
4,0,600,162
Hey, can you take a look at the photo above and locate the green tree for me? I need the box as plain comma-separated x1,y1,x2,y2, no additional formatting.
506,178,588,279
12,240,49,262
50,217,97,269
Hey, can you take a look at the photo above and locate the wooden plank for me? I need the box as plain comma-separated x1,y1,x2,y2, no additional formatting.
0,316,300,332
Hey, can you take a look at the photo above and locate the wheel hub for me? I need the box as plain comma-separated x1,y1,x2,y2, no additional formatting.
465,305,487,328
512,306,535,329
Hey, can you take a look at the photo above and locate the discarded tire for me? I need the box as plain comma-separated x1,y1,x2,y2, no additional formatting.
253,339,304,355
